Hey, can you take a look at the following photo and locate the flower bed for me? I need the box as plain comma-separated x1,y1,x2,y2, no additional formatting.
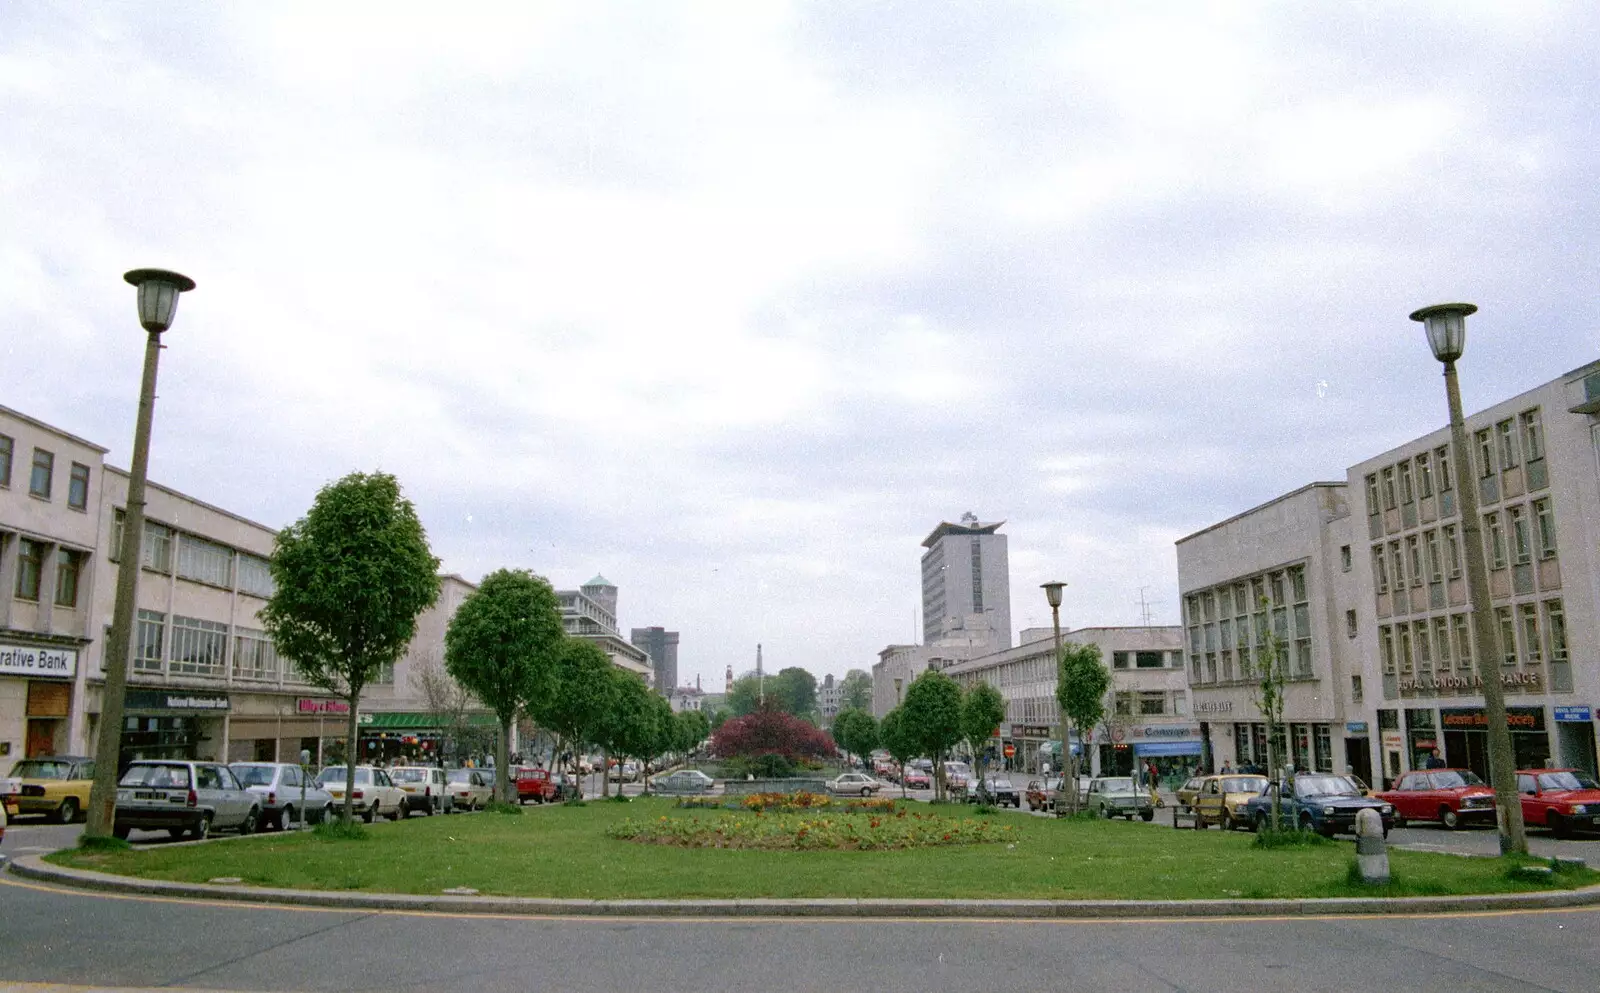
608,807,1017,851
676,790,899,814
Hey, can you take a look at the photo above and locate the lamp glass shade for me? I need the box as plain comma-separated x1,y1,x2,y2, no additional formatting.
124,268,196,333
1408,303,1476,364
1040,581,1065,608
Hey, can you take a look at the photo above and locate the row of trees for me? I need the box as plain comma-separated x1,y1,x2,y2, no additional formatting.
253,470,707,823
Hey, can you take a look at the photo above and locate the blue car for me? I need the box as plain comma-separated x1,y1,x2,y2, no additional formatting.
1243,773,1394,837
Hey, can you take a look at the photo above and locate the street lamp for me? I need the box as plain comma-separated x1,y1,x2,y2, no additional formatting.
1041,581,1067,804
1408,302,1528,855
84,269,196,839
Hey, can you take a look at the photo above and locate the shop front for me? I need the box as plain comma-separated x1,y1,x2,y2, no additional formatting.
357,711,499,767
0,641,80,761
1553,706,1598,777
1439,705,1550,786
1127,724,1204,784
119,689,230,768
226,695,354,767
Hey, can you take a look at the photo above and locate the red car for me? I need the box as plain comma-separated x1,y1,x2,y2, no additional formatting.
903,768,931,789
1516,768,1600,838
1377,769,1496,829
515,766,560,804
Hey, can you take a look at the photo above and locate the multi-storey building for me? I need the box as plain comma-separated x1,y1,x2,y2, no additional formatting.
945,626,1187,776
630,625,679,695
558,576,652,684
871,643,976,717
818,673,841,726
667,685,704,713
920,513,1012,651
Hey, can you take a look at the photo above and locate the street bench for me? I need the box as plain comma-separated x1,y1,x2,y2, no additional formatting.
1172,804,1202,830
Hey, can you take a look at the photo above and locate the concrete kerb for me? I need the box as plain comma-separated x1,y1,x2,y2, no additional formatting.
11,855,1600,919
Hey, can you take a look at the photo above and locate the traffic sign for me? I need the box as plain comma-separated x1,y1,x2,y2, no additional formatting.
1003,743,1015,758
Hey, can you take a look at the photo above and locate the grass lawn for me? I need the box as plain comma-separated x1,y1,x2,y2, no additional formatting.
46,798,1599,901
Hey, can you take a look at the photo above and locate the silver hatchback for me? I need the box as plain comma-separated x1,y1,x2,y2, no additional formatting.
115,760,261,840
230,762,336,830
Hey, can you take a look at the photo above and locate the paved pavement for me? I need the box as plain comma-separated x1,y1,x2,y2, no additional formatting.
5,870,1600,992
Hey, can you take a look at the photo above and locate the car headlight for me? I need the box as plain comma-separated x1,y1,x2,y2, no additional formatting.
1323,806,1336,816
1380,805,1393,814
1571,804,1588,815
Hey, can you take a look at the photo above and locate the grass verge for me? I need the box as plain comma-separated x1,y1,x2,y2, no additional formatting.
42,797,1600,901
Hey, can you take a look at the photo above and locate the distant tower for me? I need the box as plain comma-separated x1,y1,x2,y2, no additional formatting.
919,513,1012,651
696,674,701,691
756,643,765,704
629,625,679,694
580,574,618,620
725,665,733,693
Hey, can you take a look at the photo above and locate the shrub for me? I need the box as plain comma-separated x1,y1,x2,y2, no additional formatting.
77,835,133,853
312,819,369,841
484,801,524,815
609,808,1017,851
1252,828,1330,850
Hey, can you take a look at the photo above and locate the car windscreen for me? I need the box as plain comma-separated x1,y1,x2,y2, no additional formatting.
1538,771,1598,791
1431,771,1484,788
389,769,427,783
447,769,475,783
319,768,372,785
1295,775,1357,797
119,764,190,788
231,765,277,787
1099,778,1133,792
10,760,74,780
1223,777,1266,793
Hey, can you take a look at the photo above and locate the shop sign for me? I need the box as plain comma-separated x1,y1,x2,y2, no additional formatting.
1128,724,1201,739
297,698,351,715
358,713,376,726
1554,706,1593,723
0,643,77,678
1009,724,1051,739
1345,722,1369,734
125,689,230,712
1438,706,1546,732
1399,671,1541,693
1381,731,1404,751
1193,700,1233,714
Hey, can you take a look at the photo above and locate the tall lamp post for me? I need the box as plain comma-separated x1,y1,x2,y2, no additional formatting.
1409,302,1528,855
84,269,196,839
1041,581,1067,795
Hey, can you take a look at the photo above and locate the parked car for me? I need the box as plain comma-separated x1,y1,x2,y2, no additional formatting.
942,761,974,793
826,772,883,797
902,768,931,789
516,766,563,804
389,765,454,815
229,762,335,830
1086,776,1155,821
1243,773,1393,837
1176,775,1208,810
608,761,641,783
1377,769,1496,830
0,755,95,823
1024,778,1058,811
114,760,261,840
653,769,716,794
1187,774,1269,830
967,775,1021,807
317,765,409,822
1515,768,1600,838
448,768,493,810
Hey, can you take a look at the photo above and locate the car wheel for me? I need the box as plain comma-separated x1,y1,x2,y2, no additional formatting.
362,802,377,824
1440,807,1460,830
1140,810,1154,822
1100,805,1113,819
1297,813,1314,833
279,805,296,830
1392,813,1406,829
861,788,871,798
1253,812,1268,833
318,803,333,825
56,797,80,825
239,807,260,836
193,814,212,841
1549,812,1571,839
1221,812,1234,832
393,801,407,821
113,824,131,840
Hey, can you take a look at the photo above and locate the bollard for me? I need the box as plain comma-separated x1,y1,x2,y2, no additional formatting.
1354,807,1389,885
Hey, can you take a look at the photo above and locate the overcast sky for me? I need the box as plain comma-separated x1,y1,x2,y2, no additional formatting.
5,2,1598,692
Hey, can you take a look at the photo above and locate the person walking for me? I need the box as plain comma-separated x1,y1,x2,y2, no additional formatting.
1220,760,1233,775
1424,748,1447,769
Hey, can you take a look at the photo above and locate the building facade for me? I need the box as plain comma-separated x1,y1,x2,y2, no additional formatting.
818,673,841,726
920,513,1012,651
630,625,679,695
558,577,653,684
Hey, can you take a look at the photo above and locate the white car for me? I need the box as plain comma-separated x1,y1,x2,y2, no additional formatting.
825,772,883,797
447,768,493,810
388,766,454,815
230,762,335,830
317,765,409,822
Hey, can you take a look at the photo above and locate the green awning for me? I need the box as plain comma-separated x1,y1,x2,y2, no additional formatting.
358,712,499,730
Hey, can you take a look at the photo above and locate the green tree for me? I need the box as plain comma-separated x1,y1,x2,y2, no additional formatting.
960,682,1006,802
772,667,819,720
726,675,763,717
840,669,873,711
592,668,641,798
831,708,878,770
901,670,963,801
261,471,440,822
445,569,565,803
674,709,710,759
708,707,732,732
1241,599,1291,829
1056,642,1111,815
529,638,617,795
878,707,917,799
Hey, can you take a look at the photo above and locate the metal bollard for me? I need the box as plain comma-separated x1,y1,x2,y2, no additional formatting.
1354,807,1389,885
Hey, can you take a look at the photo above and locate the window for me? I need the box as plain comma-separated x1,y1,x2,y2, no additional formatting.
1398,461,1414,503
1135,651,1165,669
1380,626,1395,675
1345,609,1357,638
1398,625,1413,675
1414,621,1432,673
1381,467,1397,509
1289,566,1307,602
67,463,90,511
15,539,43,600
142,521,172,573
1373,547,1389,593
1351,674,1363,703
1496,606,1516,666
1545,600,1567,664
237,554,275,597
1485,513,1506,570
1496,419,1518,469
178,534,234,588
1417,453,1433,498
1519,604,1541,665
1508,505,1531,565
1139,692,1166,716
135,610,165,672
1453,614,1472,670
1365,474,1380,514
1533,499,1556,558
233,628,279,681
1444,524,1461,577
53,549,79,608
0,433,11,486
1520,409,1544,462
1436,445,1452,490
1114,692,1133,716
1426,529,1443,582
170,615,228,676
1112,651,1129,670
1406,536,1423,586
1475,429,1494,478
1388,541,1405,588
29,448,53,498
1340,545,1351,572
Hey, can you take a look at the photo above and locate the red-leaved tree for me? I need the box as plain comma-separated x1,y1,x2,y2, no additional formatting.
709,705,836,763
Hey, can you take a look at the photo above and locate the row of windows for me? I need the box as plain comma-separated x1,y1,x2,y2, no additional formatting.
1111,650,1177,670
1365,408,1545,512
1185,565,1314,684
1378,599,1567,675
11,536,83,608
111,511,275,597
0,435,92,510
1112,690,1189,716
1372,498,1558,594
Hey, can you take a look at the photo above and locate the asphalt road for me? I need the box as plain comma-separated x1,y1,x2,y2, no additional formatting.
4,870,1600,993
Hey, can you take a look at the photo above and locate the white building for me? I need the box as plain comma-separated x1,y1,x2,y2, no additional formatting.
557,576,653,684
920,513,1012,651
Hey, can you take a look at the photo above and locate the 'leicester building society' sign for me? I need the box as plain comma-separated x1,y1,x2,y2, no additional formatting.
0,643,78,678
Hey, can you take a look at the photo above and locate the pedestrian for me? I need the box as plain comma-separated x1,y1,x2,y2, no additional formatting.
1424,748,1447,769
1221,760,1233,775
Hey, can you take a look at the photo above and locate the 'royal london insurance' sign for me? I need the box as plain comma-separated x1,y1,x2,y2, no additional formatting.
1398,670,1541,694
0,643,78,679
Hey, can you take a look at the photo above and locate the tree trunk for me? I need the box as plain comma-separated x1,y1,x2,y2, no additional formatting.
496,717,512,803
344,691,360,823
899,761,907,799
600,748,610,798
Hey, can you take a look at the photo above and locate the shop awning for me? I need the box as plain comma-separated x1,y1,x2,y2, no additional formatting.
1134,741,1203,756
359,712,498,730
